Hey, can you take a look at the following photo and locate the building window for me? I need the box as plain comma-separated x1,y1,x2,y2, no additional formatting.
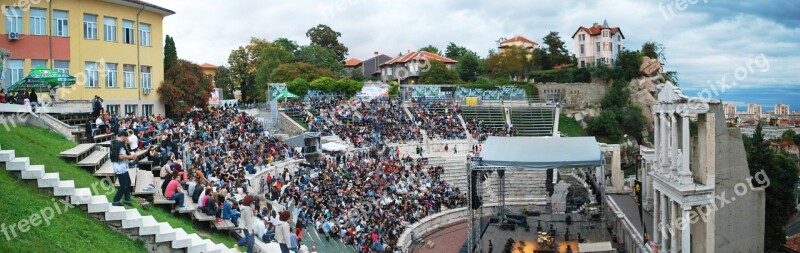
30,8,46,35
5,7,22,34
123,64,136,88
6,60,23,85
140,66,151,90
106,105,119,116
579,44,584,55
139,23,151,46
105,63,118,88
122,20,134,44
595,42,600,53
142,104,153,117
617,45,622,52
103,16,116,42
124,105,137,115
54,60,70,74
53,10,69,37
31,59,47,69
85,62,99,87
83,14,98,40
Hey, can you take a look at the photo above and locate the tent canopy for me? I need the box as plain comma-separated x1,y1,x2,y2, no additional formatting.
321,142,348,152
480,136,602,169
273,90,299,101
9,66,76,92
284,132,320,147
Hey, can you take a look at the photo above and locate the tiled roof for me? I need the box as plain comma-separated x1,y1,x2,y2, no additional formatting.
572,23,624,39
382,51,457,66
344,58,362,67
786,233,800,252
199,63,218,69
500,36,538,46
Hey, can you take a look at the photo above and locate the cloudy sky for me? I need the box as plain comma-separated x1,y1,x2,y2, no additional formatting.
151,0,800,110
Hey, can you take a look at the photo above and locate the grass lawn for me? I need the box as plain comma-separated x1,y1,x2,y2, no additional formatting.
0,167,147,252
0,126,237,248
558,114,586,137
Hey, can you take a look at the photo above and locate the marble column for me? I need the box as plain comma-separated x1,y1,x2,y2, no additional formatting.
661,193,669,251
671,113,679,177
654,112,660,171
671,201,678,253
679,113,693,184
660,113,669,174
653,189,661,246
682,206,692,252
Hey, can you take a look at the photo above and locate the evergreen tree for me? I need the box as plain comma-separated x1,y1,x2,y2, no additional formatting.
164,35,178,75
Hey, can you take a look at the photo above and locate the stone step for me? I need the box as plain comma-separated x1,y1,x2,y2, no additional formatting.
37,173,60,188
139,217,161,235
187,234,208,253
70,188,93,205
88,196,110,213
21,165,45,179
155,223,177,243
7,157,30,171
105,205,128,221
54,180,75,196
171,228,192,249
121,209,143,229
203,240,223,253
0,150,15,162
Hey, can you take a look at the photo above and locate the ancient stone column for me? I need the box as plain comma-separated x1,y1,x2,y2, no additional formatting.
679,113,693,185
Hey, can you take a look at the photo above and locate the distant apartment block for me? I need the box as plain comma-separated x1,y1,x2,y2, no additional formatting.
572,19,624,67
748,103,762,116
724,103,737,118
775,103,790,115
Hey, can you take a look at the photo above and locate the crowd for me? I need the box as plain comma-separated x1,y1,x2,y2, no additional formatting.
464,117,513,142
410,100,466,140
0,87,39,111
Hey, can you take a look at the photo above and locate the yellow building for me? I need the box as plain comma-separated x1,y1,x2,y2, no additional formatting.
0,0,174,116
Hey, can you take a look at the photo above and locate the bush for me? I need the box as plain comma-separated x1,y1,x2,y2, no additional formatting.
310,77,337,92
529,68,591,83
286,78,309,97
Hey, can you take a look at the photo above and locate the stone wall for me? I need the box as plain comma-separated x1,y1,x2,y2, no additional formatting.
536,82,606,110
279,112,306,136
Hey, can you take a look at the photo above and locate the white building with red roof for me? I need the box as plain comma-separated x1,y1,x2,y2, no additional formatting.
571,19,625,67
379,51,457,84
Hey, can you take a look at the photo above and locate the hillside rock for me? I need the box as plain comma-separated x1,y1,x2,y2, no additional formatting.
640,57,663,77
630,89,656,133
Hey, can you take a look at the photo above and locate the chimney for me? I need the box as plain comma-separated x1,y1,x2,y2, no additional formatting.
374,51,379,56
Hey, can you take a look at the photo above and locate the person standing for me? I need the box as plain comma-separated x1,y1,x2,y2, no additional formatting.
237,195,256,253
488,240,493,253
92,95,102,117
0,88,6,103
275,210,292,253
111,131,136,206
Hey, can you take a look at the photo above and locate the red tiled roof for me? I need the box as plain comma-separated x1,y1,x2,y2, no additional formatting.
786,233,800,252
382,51,457,66
499,36,538,47
344,58,362,67
199,63,218,69
571,24,624,39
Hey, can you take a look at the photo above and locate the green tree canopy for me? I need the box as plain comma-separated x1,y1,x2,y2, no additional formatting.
157,59,213,115
420,60,460,84
445,42,472,60
541,31,572,66
294,45,343,75
273,37,299,54
286,78,309,97
164,35,178,74
306,24,349,61
270,62,335,83
419,45,441,55
336,78,363,97
213,66,234,99
310,77,337,92
256,43,294,85
485,46,530,79
457,52,481,82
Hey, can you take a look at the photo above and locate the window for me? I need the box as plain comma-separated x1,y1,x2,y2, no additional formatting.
85,62,99,87
140,66,151,90
603,31,609,37
123,64,136,88
124,105,137,115
103,16,116,42
595,42,600,53
139,23,151,46
30,8,46,35
142,104,153,117
53,10,69,37
579,44,584,54
617,45,622,52
604,42,611,51
6,60,24,85
106,105,119,116
122,20,134,44
5,7,22,34
54,60,70,74
31,59,47,68
105,63,117,88
83,14,98,40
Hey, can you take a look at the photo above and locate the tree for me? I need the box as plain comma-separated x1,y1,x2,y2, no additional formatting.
744,124,800,250
164,35,178,74
273,37,299,54
256,43,294,85
457,52,480,82
641,41,665,63
336,78,363,97
541,31,572,66
286,78,309,97
615,50,644,81
587,109,624,142
214,66,234,99
531,48,553,71
485,46,529,79
269,62,335,83
419,45,441,55
445,42,471,60
306,24,348,61
227,47,257,102
310,77,337,92
419,60,460,84
388,81,400,98
294,45,343,75
349,66,367,81
157,60,213,115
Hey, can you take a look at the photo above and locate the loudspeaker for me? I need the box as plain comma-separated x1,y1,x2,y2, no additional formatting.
471,171,482,210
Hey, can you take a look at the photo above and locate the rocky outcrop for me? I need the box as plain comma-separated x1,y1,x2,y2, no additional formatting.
640,56,663,77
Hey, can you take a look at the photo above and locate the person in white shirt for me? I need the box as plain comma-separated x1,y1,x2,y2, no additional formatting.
128,130,139,152
253,218,267,242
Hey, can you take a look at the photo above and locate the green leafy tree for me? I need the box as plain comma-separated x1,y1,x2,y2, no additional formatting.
306,24,349,61
270,62,335,83
227,47,257,102
256,43,294,86
587,109,624,142
641,41,665,63
419,45,441,55
445,42,471,60
541,31,572,66
485,46,530,79
614,50,644,81
531,48,553,71
294,45,344,75
349,66,367,81
157,60,213,115
457,52,480,82
286,78,309,97
420,60,460,84
213,66,234,99
310,77,337,92
273,37,299,54
336,78,363,97
164,35,178,74
601,80,631,108
388,81,400,98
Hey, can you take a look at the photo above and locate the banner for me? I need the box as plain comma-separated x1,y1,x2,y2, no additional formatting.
465,97,479,106
209,88,222,105
634,180,649,243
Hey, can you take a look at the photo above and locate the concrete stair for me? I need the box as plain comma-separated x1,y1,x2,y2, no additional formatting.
0,146,240,253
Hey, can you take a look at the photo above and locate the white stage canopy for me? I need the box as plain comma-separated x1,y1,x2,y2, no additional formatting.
480,136,602,169
321,142,348,152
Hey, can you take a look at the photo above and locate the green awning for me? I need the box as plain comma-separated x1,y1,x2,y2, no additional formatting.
8,66,76,92
273,90,300,101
